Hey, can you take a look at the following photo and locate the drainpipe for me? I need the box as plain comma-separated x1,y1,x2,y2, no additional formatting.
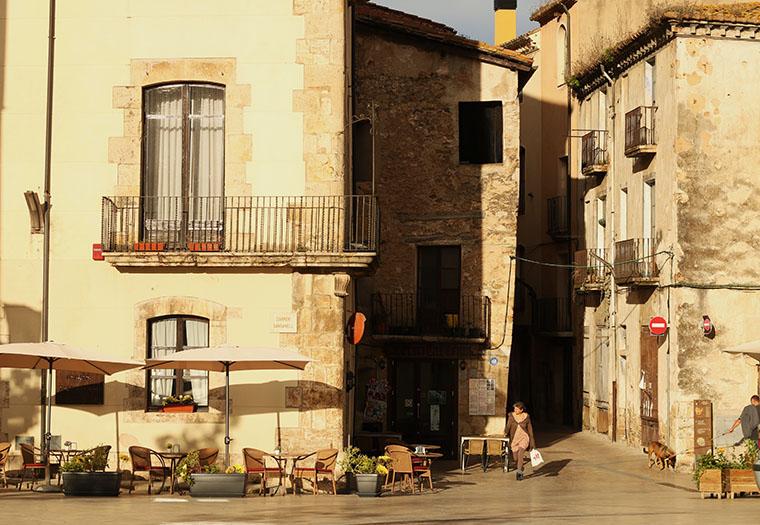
40,0,57,456
600,63,618,442
345,0,355,448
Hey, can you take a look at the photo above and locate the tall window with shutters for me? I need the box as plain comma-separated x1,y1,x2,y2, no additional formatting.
142,83,225,248
147,316,210,410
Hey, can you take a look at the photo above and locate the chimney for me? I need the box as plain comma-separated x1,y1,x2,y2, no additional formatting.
494,0,517,46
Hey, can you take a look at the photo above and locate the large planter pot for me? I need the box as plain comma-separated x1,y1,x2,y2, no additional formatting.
189,473,246,498
161,404,196,413
754,459,760,490
354,473,382,497
724,468,760,499
62,472,121,497
698,469,724,499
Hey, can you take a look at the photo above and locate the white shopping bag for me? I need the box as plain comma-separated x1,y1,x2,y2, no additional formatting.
530,448,544,467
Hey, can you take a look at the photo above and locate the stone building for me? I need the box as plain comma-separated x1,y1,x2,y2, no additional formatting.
511,0,760,466
350,3,529,456
0,0,372,466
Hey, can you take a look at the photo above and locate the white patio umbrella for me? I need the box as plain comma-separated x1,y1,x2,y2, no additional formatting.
143,344,311,466
0,341,143,491
722,339,760,360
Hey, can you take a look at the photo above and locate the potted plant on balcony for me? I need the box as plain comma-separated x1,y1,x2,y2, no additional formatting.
61,446,121,497
161,394,196,413
177,451,246,497
339,446,390,497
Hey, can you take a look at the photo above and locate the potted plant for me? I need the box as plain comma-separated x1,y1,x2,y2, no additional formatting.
724,440,760,499
161,394,196,413
61,446,120,497
339,446,390,497
177,451,246,498
694,449,728,499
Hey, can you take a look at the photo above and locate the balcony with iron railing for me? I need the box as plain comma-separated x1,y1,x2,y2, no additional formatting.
100,195,379,268
536,297,572,337
548,195,570,239
581,130,609,176
614,238,659,286
371,293,491,343
573,249,608,292
624,106,657,157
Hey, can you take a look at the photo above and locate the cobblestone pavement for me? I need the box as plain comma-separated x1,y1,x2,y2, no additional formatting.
2,430,758,524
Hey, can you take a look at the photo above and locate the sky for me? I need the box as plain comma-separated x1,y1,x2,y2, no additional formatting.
372,0,543,44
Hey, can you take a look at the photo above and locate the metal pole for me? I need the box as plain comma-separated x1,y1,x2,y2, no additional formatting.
39,0,56,462
224,363,230,466
36,359,60,492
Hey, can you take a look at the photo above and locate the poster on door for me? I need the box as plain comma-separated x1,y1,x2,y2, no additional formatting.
363,378,389,424
468,378,496,415
430,404,440,431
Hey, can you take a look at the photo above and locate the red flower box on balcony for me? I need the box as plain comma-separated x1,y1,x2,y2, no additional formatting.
134,242,166,252
187,242,221,252
161,404,196,413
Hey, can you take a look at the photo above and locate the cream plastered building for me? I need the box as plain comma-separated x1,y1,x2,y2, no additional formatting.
517,0,760,467
0,0,374,468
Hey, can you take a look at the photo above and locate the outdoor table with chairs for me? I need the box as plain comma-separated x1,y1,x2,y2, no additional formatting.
384,443,441,494
460,435,510,472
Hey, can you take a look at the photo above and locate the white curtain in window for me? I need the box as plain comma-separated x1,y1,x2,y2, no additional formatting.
188,85,225,233
150,318,177,405
184,318,209,406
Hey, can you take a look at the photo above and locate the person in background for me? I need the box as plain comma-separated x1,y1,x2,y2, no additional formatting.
727,395,760,444
505,401,535,481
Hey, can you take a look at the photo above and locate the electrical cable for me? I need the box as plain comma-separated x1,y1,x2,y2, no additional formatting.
489,256,514,351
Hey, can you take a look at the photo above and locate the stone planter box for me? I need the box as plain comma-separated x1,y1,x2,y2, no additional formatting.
189,473,246,497
62,472,121,497
724,469,760,499
354,473,382,497
698,469,724,499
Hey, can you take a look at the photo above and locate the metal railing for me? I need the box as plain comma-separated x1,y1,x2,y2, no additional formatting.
548,196,569,238
536,297,572,334
614,238,658,284
371,293,491,341
573,249,608,288
625,106,656,153
581,130,608,171
101,195,379,254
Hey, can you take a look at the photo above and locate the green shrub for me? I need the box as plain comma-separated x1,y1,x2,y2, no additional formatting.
61,446,109,473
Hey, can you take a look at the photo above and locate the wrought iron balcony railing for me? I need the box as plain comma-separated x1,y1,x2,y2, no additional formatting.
581,130,609,175
371,293,491,342
624,106,657,156
573,249,608,290
548,195,570,239
101,195,378,254
614,238,658,285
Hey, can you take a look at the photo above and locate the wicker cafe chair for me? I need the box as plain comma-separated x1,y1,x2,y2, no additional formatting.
293,448,338,495
486,439,507,469
383,444,411,488
128,446,168,494
198,447,219,468
462,438,485,470
0,442,11,488
388,448,417,494
243,448,283,495
18,443,47,491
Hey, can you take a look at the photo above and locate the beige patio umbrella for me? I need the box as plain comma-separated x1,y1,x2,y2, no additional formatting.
0,341,143,491
144,344,311,465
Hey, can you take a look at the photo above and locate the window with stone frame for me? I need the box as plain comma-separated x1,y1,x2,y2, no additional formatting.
141,83,225,247
147,316,209,410
458,101,504,164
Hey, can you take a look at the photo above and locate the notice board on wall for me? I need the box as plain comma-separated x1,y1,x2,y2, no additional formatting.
468,378,496,416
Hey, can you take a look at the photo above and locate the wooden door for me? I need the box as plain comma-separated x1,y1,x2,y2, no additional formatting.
640,327,661,445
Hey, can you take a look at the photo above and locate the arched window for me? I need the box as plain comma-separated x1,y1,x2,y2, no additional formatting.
142,83,225,247
147,315,209,409
557,25,567,85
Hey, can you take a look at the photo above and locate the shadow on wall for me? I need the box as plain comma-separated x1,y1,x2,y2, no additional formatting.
3,304,41,343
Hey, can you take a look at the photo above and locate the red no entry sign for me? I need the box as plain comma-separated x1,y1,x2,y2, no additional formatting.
649,316,667,336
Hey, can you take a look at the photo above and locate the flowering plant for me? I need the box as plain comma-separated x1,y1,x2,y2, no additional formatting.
338,446,391,475
162,394,195,406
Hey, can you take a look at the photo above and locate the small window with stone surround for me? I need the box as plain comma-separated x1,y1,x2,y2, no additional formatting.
458,101,504,165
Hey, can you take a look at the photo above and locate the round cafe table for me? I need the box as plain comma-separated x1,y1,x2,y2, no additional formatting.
157,451,187,494
266,452,315,496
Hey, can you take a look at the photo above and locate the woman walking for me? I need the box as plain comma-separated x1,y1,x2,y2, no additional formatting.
505,401,535,481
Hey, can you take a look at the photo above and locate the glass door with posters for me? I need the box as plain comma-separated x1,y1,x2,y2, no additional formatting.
389,359,458,457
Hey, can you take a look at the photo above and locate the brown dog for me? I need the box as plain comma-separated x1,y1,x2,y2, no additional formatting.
643,441,676,470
